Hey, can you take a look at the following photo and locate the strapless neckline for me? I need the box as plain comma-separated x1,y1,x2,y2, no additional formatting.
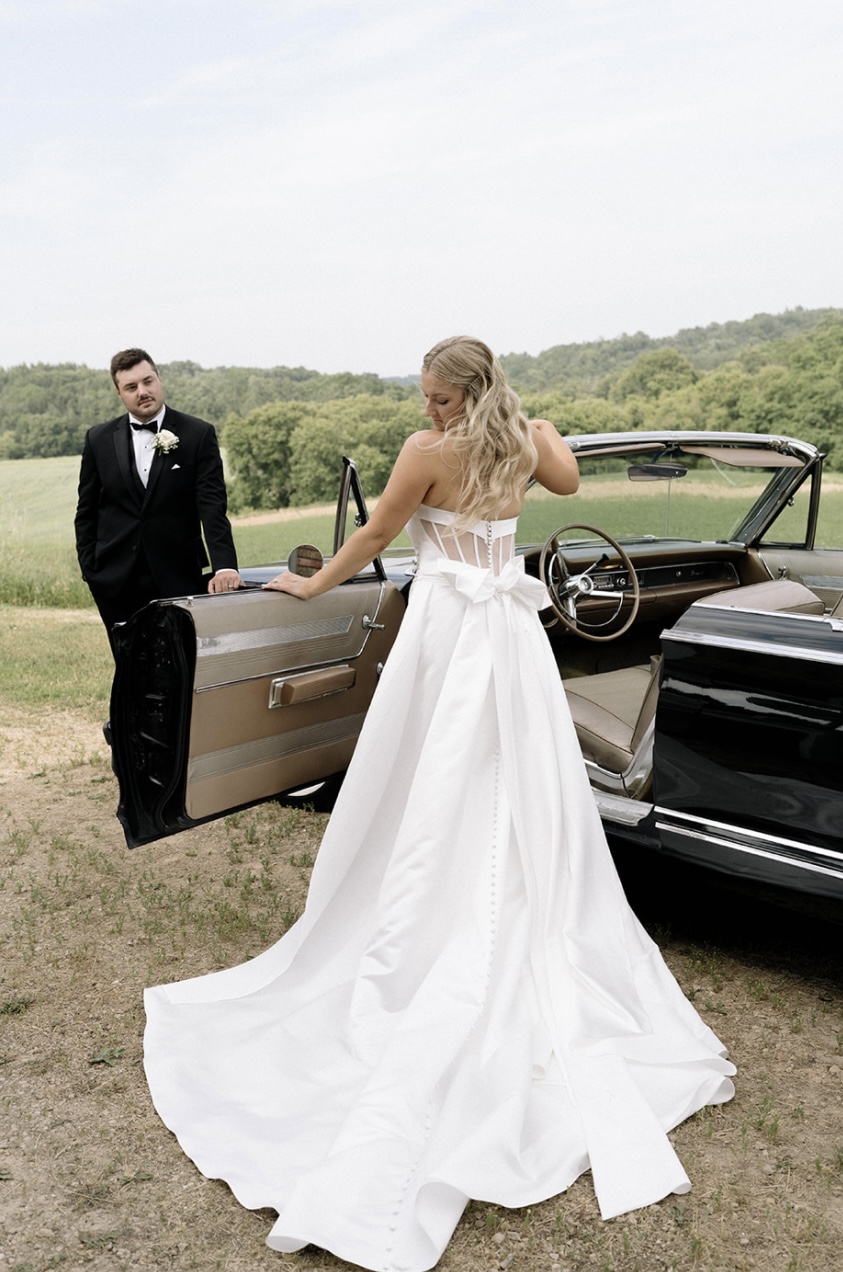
416,502,519,531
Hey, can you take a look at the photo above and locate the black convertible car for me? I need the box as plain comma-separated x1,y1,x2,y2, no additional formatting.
110,430,843,904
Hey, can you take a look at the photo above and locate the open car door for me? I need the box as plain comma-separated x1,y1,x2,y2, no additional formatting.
110,459,406,847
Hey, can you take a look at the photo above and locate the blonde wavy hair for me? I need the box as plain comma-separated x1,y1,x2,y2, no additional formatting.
422,336,537,529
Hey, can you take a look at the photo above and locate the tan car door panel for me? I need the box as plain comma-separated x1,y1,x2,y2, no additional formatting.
180,582,405,820
757,548,843,611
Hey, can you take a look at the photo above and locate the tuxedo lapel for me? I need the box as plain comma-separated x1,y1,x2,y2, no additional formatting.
113,417,144,503
143,411,181,503
144,447,166,502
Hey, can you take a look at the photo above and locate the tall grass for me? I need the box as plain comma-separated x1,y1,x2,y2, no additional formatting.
0,456,340,608
0,457,92,606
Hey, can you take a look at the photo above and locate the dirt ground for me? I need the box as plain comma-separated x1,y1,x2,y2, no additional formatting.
2,705,843,1272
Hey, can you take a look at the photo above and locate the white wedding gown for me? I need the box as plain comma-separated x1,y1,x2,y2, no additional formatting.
144,504,735,1272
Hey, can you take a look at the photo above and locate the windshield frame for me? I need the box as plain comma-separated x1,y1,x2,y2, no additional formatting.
528,430,823,550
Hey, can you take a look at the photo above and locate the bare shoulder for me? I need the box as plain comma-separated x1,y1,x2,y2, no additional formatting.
404,428,444,452
396,429,447,472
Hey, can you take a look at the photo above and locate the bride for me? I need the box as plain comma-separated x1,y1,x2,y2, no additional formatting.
144,336,735,1272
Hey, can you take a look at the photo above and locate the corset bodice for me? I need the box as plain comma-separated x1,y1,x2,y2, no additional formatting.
408,503,518,576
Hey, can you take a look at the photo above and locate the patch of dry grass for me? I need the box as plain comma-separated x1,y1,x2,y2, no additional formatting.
2,610,843,1271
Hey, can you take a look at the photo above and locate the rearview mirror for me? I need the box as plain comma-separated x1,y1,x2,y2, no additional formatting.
287,544,324,576
627,463,688,481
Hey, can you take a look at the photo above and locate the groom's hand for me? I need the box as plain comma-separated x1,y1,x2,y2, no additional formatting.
208,569,240,593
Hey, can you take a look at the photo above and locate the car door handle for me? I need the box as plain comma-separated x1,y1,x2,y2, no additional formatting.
268,665,356,708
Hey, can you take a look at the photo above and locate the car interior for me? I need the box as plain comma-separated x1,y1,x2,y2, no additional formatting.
510,437,840,804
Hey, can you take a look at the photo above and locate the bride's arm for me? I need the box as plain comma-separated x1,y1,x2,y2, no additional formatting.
531,419,579,496
265,433,440,600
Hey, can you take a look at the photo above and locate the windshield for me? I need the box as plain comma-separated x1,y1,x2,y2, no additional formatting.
520,443,805,547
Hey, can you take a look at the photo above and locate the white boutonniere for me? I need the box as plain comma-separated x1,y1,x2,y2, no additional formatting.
154,428,179,454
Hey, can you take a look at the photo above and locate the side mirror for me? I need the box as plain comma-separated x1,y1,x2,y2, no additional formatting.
287,544,324,577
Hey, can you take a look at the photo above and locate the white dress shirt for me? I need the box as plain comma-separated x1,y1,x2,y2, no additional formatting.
128,404,167,487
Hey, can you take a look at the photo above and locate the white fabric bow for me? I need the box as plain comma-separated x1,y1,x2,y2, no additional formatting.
437,557,550,610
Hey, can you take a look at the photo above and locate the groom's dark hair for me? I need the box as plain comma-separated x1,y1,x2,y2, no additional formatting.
110,348,158,385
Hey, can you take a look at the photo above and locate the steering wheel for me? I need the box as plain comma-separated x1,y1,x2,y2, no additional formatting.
539,524,640,641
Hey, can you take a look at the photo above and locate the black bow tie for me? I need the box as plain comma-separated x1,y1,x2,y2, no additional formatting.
131,419,158,433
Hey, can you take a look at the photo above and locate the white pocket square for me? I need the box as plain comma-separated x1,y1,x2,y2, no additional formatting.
171,463,181,470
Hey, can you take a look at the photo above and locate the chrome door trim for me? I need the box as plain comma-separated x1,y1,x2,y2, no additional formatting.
196,613,354,658
268,664,355,708
655,808,843,879
665,623,843,667
593,791,654,827
194,582,391,691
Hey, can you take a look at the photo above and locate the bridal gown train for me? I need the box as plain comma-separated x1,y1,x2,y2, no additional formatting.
144,504,735,1272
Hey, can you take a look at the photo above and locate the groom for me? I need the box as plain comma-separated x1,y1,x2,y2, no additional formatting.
75,347,240,650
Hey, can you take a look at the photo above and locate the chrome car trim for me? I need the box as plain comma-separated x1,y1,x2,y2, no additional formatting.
565,430,818,465
582,760,626,796
582,724,655,801
268,664,355,709
196,614,354,657
623,723,655,799
655,810,843,876
666,625,843,666
593,791,654,827
688,603,827,623
361,581,388,630
195,653,362,692
799,574,843,591
188,712,368,784
656,809,843,859
194,584,394,691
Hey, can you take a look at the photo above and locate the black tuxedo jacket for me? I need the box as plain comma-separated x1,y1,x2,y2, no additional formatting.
74,407,238,599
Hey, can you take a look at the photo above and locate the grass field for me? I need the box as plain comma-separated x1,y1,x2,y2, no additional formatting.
2,606,843,1272
0,457,92,606
4,456,843,610
0,605,112,713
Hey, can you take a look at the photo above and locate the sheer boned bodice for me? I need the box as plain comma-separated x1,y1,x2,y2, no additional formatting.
409,503,517,575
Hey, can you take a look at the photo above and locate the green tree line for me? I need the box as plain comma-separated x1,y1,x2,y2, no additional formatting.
2,308,842,509
499,305,843,387
0,361,415,462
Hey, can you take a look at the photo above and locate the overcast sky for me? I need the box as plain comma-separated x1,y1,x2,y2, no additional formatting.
1,0,841,376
